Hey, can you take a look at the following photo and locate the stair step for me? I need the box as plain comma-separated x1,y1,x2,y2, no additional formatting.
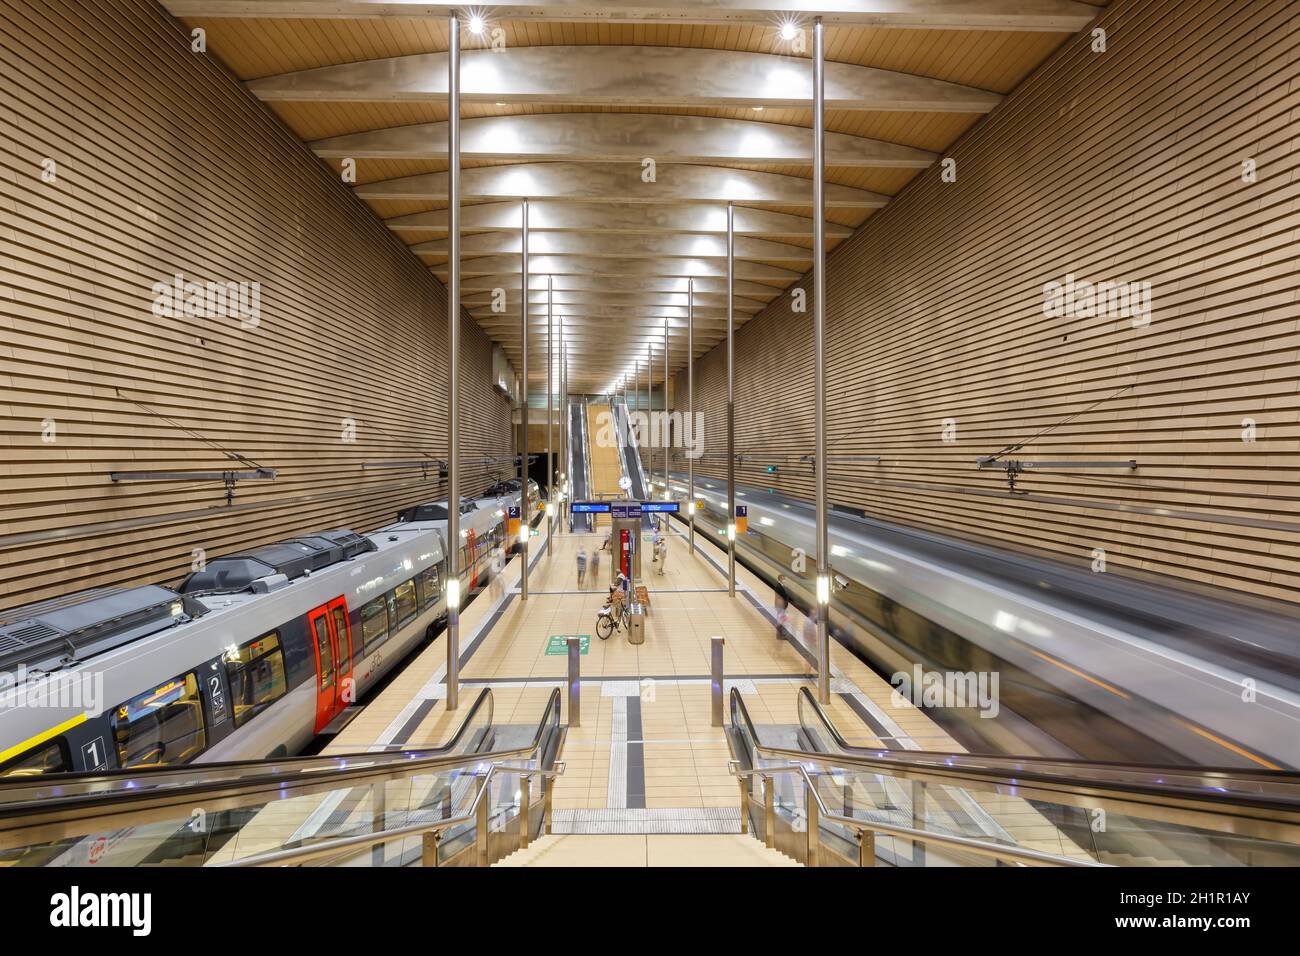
497,834,801,867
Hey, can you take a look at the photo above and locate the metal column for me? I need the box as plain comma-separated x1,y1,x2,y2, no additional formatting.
663,318,668,498
520,199,529,600
813,17,831,704
546,275,553,557
559,317,566,532
687,278,695,556
726,201,736,597
445,12,461,710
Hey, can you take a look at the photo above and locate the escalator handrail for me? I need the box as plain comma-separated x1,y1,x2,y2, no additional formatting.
0,686,496,801
794,685,1300,780
0,688,562,851
731,689,1300,844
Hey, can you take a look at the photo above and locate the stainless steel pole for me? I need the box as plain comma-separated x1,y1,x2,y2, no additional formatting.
520,198,529,600
663,317,668,498
445,12,461,710
687,277,695,556
546,275,553,557
814,17,831,704
560,317,566,532
726,200,736,598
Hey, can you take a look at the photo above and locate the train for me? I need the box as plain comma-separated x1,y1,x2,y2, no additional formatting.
0,480,541,781
669,473,1300,770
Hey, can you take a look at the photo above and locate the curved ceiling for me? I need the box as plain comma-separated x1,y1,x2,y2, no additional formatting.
168,0,1107,396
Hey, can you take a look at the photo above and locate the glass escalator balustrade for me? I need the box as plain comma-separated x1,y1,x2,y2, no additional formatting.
0,688,563,868
730,688,1300,868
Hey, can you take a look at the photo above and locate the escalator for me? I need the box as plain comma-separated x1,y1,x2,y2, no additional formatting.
568,398,592,532
728,688,1300,867
0,688,564,867
611,400,653,529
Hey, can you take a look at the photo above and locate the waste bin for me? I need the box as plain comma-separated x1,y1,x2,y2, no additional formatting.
627,602,646,645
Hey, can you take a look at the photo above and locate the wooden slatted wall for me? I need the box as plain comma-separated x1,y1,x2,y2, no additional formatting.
676,0,1300,603
0,0,513,609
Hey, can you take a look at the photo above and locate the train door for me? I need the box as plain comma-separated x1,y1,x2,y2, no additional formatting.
308,597,354,733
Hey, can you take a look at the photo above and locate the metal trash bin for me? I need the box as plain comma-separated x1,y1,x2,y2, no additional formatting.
627,602,646,645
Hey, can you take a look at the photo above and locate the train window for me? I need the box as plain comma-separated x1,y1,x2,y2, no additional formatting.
418,565,441,609
331,605,352,673
393,580,418,628
224,632,287,728
110,673,207,768
0,739,70,777
313,615,335,691
360,596,389,654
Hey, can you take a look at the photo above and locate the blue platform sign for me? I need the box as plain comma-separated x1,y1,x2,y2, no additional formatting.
642,501,680,513
572,501,611,514
611,502,643,518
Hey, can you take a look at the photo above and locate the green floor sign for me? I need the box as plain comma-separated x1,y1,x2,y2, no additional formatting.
546,635,590,655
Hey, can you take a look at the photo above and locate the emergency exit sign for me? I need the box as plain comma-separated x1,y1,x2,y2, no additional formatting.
546,635,590,655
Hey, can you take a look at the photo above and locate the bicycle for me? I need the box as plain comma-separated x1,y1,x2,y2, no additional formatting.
596,596,626,640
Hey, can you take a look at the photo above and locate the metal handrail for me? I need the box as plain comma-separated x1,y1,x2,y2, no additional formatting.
0,688,562,852
730,688,1300,847
795,685,1298,780
0,685,497,802
219,762,567,868
727,760,1099,867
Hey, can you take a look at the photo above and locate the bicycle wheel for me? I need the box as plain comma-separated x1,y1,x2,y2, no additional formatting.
596,615,614,640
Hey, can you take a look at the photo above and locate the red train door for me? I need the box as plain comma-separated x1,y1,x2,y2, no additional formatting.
308,597,354,733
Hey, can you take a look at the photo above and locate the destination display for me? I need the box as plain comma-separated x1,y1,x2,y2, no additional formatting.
571,501,612,513
642,501,680,513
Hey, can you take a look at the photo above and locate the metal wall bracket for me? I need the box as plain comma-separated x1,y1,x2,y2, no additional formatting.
976,457,1138,493
109,467,278,505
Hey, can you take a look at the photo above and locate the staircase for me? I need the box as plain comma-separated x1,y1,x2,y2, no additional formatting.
497,834,801,867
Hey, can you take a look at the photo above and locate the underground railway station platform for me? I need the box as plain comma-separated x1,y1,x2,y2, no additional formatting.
1,0,1298,937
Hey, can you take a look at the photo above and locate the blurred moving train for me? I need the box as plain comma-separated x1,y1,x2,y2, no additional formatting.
0,480,541,779
668,473,1300,771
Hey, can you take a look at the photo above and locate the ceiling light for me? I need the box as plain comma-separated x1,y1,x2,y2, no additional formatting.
468,15,485,34
779,21,798,42
751,106,764,112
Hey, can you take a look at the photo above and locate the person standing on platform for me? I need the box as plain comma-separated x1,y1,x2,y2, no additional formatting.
774,574,790,641
589,545,601,589
576,545,588,589
656,532,669,576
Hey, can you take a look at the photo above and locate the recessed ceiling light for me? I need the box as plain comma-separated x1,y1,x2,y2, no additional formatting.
468,15,485,34
779,22,798,41
752,106,764,112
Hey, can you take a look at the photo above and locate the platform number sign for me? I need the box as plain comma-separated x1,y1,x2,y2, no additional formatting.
207,667,228,724
80,737,108,771
735,505,748,534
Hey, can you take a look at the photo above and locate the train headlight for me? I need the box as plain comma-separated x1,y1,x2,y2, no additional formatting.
816,574,830,605
447,578,461,610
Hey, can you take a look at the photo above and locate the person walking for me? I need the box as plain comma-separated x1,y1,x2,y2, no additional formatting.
489,546,506,602
774,574,790,641
589,545,602,588
576,545,588,588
